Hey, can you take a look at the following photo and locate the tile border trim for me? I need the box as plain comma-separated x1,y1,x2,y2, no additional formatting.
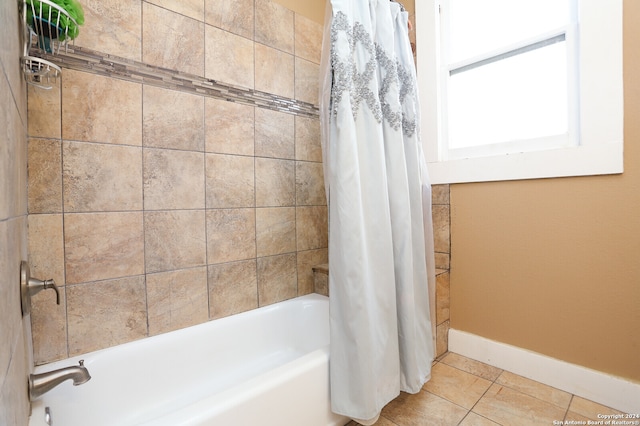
449,329,640,414
33,46,320,119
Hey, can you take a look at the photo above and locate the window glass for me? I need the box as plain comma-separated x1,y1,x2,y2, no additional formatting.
416,0,623,183
447,42,568,150
449,0,572,63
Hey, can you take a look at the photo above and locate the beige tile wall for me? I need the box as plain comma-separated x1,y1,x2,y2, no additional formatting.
27,0,326,364
0,0,31,423
432,184,451,357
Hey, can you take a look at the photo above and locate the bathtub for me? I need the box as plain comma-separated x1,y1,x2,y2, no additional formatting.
29,294,349,426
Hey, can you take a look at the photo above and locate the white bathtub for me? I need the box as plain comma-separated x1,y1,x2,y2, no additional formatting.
29,294,349,426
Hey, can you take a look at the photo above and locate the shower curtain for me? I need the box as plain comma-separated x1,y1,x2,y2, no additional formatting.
319,0,436,423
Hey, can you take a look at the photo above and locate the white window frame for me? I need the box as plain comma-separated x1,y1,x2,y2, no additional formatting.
416,0,623,184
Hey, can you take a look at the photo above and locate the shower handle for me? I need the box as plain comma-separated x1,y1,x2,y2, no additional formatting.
20,261,60,316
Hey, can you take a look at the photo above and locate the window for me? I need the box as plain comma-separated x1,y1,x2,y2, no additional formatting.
416,0,623,184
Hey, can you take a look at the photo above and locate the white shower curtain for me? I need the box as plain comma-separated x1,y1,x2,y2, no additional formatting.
319,0,436,423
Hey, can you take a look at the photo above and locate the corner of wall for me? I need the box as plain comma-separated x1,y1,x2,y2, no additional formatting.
1,0,35,423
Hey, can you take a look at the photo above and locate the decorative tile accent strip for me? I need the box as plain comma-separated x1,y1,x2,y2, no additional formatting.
33,46,320,118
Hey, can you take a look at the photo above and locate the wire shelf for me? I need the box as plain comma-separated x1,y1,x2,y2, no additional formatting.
21,0,79,88
21,55,61,90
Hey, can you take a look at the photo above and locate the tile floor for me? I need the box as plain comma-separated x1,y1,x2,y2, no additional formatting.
347,352,625,426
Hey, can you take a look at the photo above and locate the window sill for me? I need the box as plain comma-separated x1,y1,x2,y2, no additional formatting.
426,141,623,184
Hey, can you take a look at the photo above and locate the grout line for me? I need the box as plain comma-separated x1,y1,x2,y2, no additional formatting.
491,371,576,412
140,68,149,339
57,80,71,359
462,379,496,425
203,87,211,321
563,394,575,423
252,99,260,308
434,353,501,425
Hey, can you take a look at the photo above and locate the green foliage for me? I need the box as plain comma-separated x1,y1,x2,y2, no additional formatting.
26,0,85,41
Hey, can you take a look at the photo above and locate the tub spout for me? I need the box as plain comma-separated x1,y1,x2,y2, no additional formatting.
29,360,91,401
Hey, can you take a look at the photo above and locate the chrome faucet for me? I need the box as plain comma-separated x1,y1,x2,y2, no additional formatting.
29,360,91,401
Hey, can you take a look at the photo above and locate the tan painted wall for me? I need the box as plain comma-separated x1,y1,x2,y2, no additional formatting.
273,0,326,23
450,0,640,382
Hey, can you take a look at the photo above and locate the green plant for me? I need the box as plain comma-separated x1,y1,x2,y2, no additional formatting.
26,0,85,41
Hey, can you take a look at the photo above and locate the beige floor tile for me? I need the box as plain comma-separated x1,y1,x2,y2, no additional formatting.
382,390,468,426
567,396,623,419
564,411,592,422
339,357,625,426
441,353,503,382
459,412,501,426
423,362,492,409
349,416,398,426
496,371,572,410
473,383,567,425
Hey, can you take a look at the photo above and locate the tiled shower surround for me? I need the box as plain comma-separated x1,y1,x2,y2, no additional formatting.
27,0,327,364
433,185,451,358
27,0,452,365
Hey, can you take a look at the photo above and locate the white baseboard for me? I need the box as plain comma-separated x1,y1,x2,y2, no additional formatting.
448,329,640,414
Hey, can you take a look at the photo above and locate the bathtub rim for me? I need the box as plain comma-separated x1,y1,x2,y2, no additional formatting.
29,293,338,426
32,293,330,373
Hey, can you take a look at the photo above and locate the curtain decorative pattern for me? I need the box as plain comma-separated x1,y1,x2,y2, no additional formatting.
329,10,418,135
320,0,436,423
